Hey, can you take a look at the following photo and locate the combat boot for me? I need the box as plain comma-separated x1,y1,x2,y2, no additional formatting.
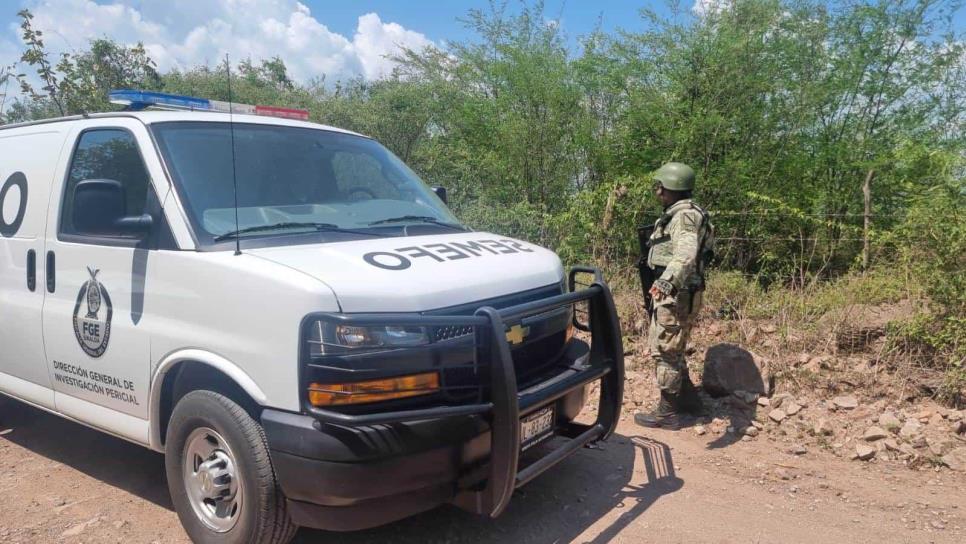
680,373,710,418
634,392,693,429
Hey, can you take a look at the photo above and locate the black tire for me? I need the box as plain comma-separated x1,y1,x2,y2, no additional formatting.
165,390,298,544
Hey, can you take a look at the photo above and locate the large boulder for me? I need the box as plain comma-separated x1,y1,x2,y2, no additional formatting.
701,343,771,398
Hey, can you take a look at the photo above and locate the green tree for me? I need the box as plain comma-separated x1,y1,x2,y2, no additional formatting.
9,9,162,122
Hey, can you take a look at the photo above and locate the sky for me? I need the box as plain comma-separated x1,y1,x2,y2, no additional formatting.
0,0,694,87
0,0,963,91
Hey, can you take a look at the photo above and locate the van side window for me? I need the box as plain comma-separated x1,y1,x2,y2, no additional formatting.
61,129,150,237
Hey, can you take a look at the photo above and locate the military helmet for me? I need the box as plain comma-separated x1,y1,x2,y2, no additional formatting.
653,162,695,191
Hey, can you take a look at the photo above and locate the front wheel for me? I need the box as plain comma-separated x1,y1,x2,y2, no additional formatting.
165,390,297,544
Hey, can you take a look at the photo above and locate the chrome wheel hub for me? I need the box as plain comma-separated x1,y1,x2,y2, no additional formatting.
182,427,243,532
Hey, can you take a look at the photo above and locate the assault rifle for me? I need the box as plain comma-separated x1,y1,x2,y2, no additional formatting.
636,224,656,315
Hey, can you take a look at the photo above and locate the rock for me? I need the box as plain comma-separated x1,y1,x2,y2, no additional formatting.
757,397,770,407
784,402,802,416
62,524,87,537
948,410,963,422
832,395,859,410
770,393,793,409
928,413,945,428
854,443,876,461
60,517,99,537
926,435,951,457
752,420,764,430
953,420,966,435
775,468,793,480
941,447,966,472
743,426,759,437
694,425,706,436
899,420,922,440
769,409,787,423
743,392,759,404
702,343,770,397
760,323,778,333
863,426,889,441
789,445,807,455
878,412,902,431
883,438,900,451
813,418,833,436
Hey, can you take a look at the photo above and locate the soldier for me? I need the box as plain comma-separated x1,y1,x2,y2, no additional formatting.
635,162,714,429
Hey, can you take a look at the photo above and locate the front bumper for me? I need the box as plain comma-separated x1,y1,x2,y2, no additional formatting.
262,267,624,531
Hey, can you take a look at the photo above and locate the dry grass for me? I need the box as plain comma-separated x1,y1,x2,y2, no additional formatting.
607,267,964,408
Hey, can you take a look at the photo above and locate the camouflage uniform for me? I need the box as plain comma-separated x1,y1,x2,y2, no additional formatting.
646,198,713,395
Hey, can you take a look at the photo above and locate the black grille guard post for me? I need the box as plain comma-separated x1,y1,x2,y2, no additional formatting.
303,267,624,518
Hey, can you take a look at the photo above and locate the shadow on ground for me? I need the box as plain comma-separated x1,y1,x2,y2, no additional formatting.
1,397,683,543
0,396,173,509
296,434,681,544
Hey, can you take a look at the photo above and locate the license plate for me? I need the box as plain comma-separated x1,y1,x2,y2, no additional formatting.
520,406,555,451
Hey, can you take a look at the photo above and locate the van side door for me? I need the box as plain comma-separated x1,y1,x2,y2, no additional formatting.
41,119,170,442
0,127,67,410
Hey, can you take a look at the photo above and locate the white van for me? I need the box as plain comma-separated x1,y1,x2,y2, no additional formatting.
0,90,624,544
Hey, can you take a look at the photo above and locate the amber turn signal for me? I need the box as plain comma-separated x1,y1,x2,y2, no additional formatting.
308,372,440,406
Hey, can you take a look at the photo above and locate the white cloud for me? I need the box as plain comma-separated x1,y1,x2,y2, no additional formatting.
692,0,732,17
2,0,435,84
353,13,434,79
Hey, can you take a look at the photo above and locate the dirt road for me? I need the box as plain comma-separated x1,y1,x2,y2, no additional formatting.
0,396,962,544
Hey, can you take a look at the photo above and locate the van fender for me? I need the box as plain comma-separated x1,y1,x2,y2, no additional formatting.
148,349,268,452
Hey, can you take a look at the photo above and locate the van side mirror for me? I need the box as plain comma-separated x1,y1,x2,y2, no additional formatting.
432,186,447,204
72,179,153,237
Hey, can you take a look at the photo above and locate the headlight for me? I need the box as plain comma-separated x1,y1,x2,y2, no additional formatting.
306,320,430,357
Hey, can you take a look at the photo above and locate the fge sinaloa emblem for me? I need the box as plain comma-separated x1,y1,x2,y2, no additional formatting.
72,267,113,358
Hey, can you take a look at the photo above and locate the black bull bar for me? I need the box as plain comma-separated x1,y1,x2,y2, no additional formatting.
304,267,625,518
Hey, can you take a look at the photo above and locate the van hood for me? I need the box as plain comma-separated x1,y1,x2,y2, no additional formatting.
246,232,564,312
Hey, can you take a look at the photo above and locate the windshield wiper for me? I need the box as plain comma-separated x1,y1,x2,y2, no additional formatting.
214,222,385,242
367,215,468,231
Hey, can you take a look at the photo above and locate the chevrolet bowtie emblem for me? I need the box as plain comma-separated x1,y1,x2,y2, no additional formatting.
505,324,530,345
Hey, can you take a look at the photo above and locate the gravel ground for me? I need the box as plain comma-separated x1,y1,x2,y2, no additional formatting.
1,395,963,544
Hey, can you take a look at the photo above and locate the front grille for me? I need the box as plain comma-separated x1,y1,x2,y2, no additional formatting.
428,283,571,403
512,330,568,387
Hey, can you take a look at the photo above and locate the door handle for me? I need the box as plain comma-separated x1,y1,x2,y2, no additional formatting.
46,250,55,293
26,249,36,292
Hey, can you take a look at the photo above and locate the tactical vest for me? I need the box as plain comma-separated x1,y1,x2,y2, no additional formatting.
646,199,715,289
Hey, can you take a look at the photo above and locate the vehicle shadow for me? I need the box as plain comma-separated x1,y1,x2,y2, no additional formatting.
0,396,173,509
296,433,681,544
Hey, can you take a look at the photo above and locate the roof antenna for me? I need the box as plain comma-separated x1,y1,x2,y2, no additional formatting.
225,54,242,256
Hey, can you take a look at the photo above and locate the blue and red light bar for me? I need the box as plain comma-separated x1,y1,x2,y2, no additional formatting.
108,89,310,121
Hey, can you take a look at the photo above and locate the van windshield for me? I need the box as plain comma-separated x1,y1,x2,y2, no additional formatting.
151,122,461,246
